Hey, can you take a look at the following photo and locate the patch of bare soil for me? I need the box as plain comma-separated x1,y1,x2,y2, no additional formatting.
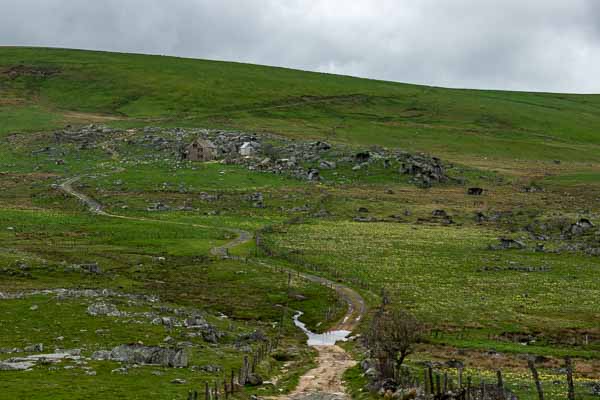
3,65,60,79
62,111,129,122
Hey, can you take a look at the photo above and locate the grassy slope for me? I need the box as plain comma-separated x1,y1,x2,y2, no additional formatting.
2,46,600,166
2,47,600,399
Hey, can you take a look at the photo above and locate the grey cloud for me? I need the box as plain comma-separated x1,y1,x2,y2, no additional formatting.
1,0,599,93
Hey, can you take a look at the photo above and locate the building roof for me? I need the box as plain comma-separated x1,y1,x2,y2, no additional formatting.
189,138,217,148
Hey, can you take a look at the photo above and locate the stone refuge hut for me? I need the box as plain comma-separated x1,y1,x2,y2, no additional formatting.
181,138,217,161
239,141,261,157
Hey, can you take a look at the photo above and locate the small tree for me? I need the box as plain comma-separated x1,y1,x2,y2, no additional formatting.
366,305,421,380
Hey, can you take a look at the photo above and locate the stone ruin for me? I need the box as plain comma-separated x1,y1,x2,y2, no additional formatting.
49,124,451,186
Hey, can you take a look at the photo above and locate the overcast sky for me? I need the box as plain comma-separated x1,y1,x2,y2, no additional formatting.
2,0,600,93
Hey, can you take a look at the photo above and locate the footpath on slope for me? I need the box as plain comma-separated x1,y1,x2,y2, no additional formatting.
59,176,365,400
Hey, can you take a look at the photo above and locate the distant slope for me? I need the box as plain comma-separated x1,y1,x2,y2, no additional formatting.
2,46,600,164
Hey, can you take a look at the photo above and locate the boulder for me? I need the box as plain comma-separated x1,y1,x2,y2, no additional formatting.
109,344,188,368
568,218,594,236
432,209,448,218
307,169,320,181
400,155,447,187
0,361,35,371
312,141,331,151
355,151,371,163
87,302,122,317
91,350,112,360
319,160,336,169
24,344,44,353
492,238,526,250
184,314,209,329
245,373,264,386
467,187,484,196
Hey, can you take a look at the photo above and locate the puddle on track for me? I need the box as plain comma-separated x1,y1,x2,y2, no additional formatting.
293,311,351,346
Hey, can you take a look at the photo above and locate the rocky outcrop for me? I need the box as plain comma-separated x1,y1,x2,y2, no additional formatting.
108,344,188,367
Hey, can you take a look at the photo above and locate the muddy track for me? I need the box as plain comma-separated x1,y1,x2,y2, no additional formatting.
59,176,365,400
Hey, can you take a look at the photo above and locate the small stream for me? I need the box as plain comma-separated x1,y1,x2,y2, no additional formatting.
293,311,351,346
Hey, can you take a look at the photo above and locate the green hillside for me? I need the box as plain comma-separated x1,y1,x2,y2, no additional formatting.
2,46,600,165
2,47,600,399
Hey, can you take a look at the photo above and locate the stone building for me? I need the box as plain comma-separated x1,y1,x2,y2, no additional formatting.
181,138,217,161
239,141,261,157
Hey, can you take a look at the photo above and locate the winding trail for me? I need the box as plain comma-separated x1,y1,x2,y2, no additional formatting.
59,175,365,400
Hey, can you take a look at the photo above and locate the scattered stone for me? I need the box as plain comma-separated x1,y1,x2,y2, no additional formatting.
245,373,264,386
24,344,44,353
109,344,188,368
307,169,320,181
478,265,551,273
91,350,112,360
467,187,484,196
319,160,336,169
400,155,447,187
147,202,171,212
171,378,187,384
355,151,370,163
432,209,448,218
87,302,123,317
312,141,331,151
353,216,378,223
445,359,464,369
247,192,264,203
490,238,526,250
184,314,209,329
197,364,222,373
0,361,35,371
66,262,102,274
568,218,594,236
237,330,267,343
524,184,544,193
312,209,331,218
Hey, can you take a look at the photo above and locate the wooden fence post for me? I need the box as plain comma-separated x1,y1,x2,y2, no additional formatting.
528,359,544,400
497,369,506,400
466,376,472,400
428,367,434,395
443,372,448,393
565,356,575,400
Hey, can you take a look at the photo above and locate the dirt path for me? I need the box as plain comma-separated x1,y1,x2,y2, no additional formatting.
59,175,365,400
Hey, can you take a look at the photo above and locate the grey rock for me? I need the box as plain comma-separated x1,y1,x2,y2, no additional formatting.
87,302,122,317
91,350,112,360
307,169,320,181
109,344,188,367
24,343,44,353
245,373,264,386
319,160,336,169
0,361,35,371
